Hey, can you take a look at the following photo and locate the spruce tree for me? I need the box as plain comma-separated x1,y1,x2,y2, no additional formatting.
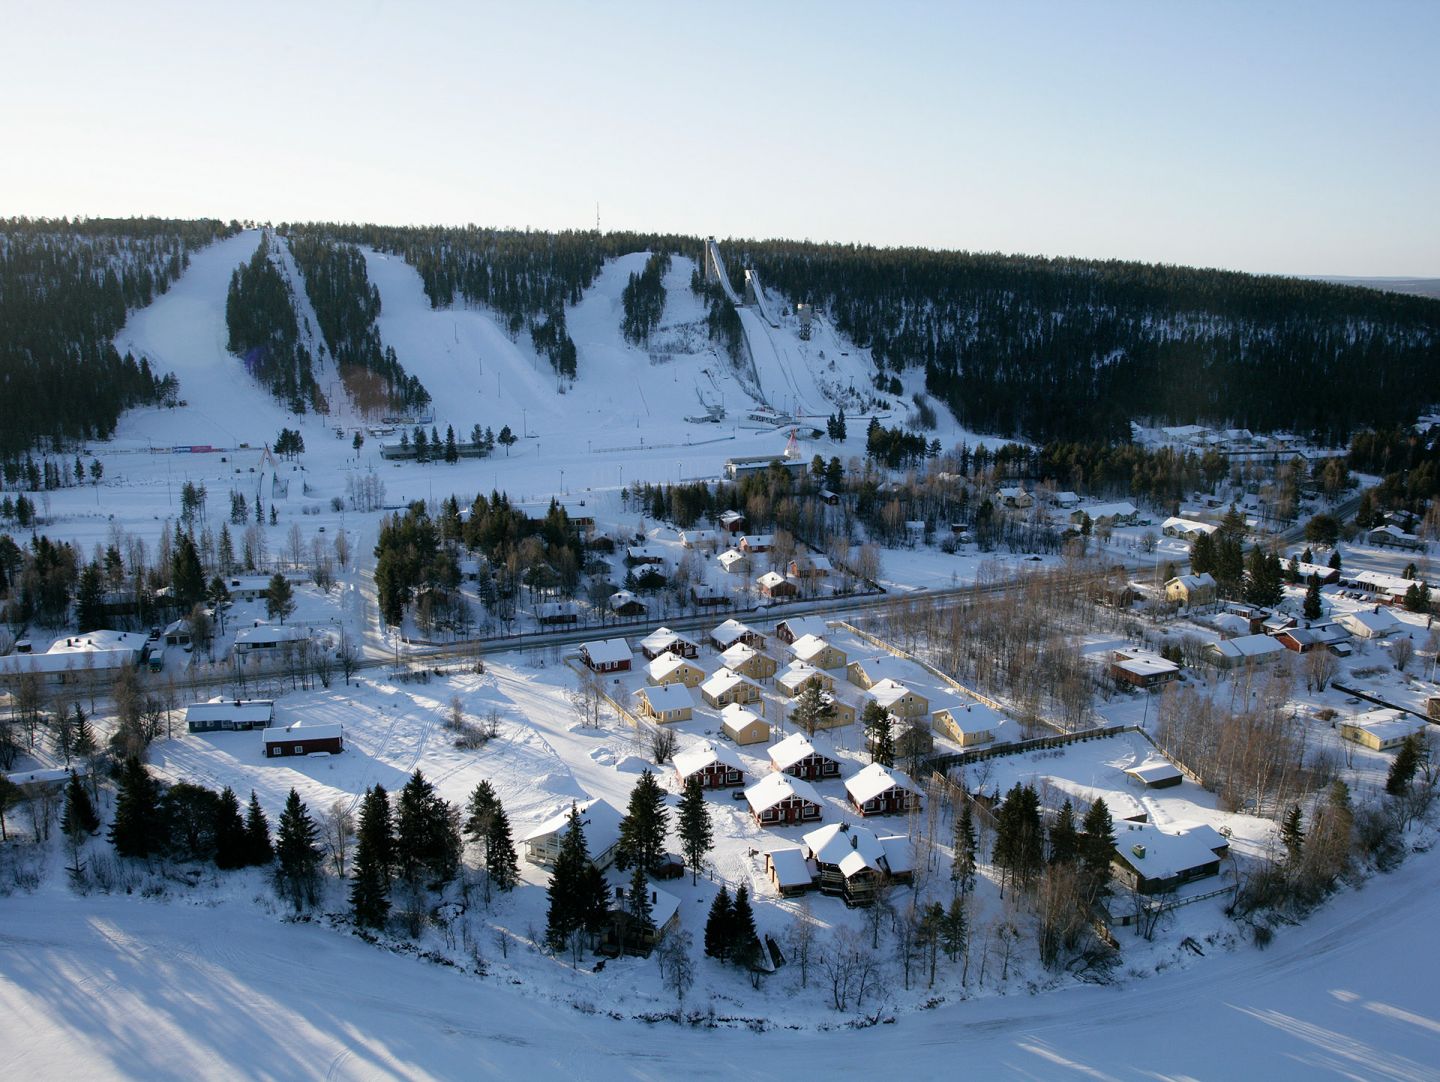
951,799,977,892
729,882,760,970
625,861,654,951
942,894,968,962
677,775,713,884
395,770,461,891
265,573,295,623
790,682,836,737
1303,575,1324,621
704,885,734,960
545,805,589,953
244,791,273,865
109,756,162,858
1386,735,1422,797
60,769,99,837
1048,799,1078,865
213,786,248,869
486,805,520,892
274,789,323,912
616,769,668,874
1280,804,1305,862
350,785,394,929
1080,797,1116,903
863,700,895,766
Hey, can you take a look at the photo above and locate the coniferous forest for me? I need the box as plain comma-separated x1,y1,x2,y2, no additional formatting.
0,216,234,457
224,233,322,415
727,238,1440,445
286,234,429,416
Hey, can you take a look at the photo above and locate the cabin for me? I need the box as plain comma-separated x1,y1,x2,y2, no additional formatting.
711,619,765,652
579,638,632,673
262,722,343,758
790,634,847,671
161,619,192,648
717,549,750,575
600,882,681,958
846,655,910,691
0,630,145,688
765,847,819,897
535,601,579,626
609,590,649,617
744,773,823,827
673,740,747,790
1124,761,1184,789
866,714,934,759
788,555,833,579
720,704,770,745
866,678,928,719
756,571,799,599
775,616,828,645
700,668,763,709
800,822,913,906
768,731,842,781
776,660,835,697
1165,573,1217,609
739,534,774,554
932,701,1003,747
1274,624,1352,655
1204,634,1287,668
718,510,747,534
185,699,274,733
679,529,719,551
224,574,278,602
690,583,730,607
720,642,777,682
1110,822,1230,896
634,684,694,724
845,763,923,817
993,486,1033,509
646,653,705,687
639,627,700,661
1337,608,1404,640
625,545,666,566
522,799,625,870
1109,651,1180,689
1339,713,1426,751
233,624,309,657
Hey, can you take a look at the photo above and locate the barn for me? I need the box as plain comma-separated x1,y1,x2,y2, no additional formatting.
262,722,343,758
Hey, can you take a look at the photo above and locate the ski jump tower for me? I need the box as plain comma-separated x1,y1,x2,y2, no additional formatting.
704,237,780,328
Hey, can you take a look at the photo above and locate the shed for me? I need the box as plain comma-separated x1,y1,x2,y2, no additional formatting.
262,722,343,758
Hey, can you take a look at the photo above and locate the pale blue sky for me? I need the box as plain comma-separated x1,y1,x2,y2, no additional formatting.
4,1,1436,275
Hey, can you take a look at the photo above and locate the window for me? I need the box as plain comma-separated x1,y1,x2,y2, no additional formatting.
293,745,304,755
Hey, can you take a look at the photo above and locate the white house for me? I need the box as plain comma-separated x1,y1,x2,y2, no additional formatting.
522,798,624,869
1337,608,1404,639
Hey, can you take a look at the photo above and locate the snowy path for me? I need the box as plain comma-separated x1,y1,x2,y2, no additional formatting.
3,839,1440,1079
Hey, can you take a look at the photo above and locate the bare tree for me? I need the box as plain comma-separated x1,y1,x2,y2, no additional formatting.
326,798,355,876
786,898,817,989
649,724,679,765
1391,636,1415,673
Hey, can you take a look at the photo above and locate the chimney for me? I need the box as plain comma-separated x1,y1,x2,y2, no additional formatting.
850,833,859,849
1132,844,1146,859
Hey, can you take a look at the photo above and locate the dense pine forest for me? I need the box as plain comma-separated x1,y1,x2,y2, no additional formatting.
722,239,1440,445
0,217,234,458
286,234,429,417
224,233,322,415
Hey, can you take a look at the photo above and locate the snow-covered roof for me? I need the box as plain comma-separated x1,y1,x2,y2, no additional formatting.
802,822,908,877
717,548,748,567
234,624,308,646
867,678,915,708
1162,516,1217,536
184,700,274,725
262,722,343,744
1114,821,1229,881
639,627,696,654
711,618,755,645
521,798,624,855
1350,571,1420,594
1112,654,1180,679
850,655,911,684
673,740,745,780
778,616,828,641
1168,573,1217,591
756,571,788,589
609,589,646,611
646,653,695,680
741,534,774,548
1212,613,1252,636
1125,761,1183,785
845,763,921,805
766,846,816,889
535,600,577,618
701,668,754,698
720,707,767,739
790,634,832,662
1208,634,1286,659
1342,713,1425,744
720,642,760,667
777,660,828,690
637,683,693,713
46,630,148,655
1339,608,1404,635
581,638,632,665
768,731,837,771
1075,501,1137,521
745,773,821,813
934,698,1005,732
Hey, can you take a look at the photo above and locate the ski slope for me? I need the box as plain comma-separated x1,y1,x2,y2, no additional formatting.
111,229,322,450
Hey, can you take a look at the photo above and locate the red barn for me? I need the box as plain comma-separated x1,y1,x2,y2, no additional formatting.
262,722,343,758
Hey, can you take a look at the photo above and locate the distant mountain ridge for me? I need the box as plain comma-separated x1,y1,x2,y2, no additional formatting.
1309,276,1440,300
